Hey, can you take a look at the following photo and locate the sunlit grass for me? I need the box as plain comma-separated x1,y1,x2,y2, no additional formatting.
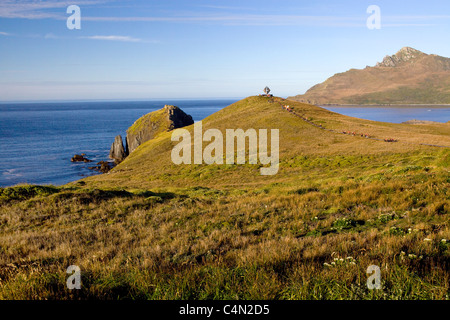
0,96,448,299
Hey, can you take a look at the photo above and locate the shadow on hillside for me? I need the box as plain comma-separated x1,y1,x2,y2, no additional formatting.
0,185,176,205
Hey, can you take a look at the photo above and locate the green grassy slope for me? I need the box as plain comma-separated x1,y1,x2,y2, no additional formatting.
81,96,450,190
0,96,448,299
127,107,170,136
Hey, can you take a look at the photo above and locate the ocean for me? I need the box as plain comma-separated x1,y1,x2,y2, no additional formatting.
1,101,449,187
322,105,450,123
0,99,237,187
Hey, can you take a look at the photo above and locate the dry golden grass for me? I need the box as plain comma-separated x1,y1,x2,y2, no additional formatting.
0,96,448,299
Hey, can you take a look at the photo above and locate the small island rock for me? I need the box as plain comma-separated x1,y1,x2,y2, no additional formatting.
71,154,92,162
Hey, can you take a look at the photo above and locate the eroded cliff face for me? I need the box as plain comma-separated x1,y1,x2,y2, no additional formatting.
109,135,127,163
109,105,194,163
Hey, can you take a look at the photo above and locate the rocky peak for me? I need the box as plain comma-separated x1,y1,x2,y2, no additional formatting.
164,104,195,130
125,105,194,155
376,47,426,67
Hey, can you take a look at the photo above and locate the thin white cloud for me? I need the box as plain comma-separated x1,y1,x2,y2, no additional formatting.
81,14,365,27
82,13,448,27
80,35,146,43
385,15,450,20
44,33,59,39
198,5,261,11
1,1,448,29
0,31,12,36
0,0,107,19
382,24,436,27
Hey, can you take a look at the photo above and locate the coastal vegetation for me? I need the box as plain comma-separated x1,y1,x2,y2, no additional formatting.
0,96,448,299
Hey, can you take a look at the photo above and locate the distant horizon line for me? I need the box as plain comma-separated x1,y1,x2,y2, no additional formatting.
0,97,248,104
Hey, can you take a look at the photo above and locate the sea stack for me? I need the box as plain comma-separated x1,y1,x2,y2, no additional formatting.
109,135,127,163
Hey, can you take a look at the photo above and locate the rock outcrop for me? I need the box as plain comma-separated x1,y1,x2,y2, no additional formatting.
89,161,112,173
109,135,127,163
125,105,194,154
376,47,425,68
71,154,92,162
108,105,194,164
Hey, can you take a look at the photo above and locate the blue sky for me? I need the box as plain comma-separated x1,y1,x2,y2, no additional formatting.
1,0,450,101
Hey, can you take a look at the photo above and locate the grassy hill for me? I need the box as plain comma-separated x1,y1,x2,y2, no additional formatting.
289,47,450,105
0,96,449,299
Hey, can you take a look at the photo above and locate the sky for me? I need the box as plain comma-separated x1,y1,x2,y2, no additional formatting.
0,0,450,101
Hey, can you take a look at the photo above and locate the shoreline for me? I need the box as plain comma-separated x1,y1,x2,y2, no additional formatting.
319,104,450,107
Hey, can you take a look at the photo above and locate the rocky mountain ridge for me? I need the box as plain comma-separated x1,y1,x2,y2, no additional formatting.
288,47,450,105
375,47,425,67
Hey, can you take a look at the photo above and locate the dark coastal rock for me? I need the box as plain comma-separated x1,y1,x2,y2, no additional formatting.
97,161,112,173
88,161,112,173
109,135,127,163
71,154,92,162
165,104,195,131
125,105,194,155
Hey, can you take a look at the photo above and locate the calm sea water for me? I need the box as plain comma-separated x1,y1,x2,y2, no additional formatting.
0,100,237,187
322,105,450,123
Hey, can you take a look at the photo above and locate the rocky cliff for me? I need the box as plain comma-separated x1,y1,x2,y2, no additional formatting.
109,135,127,163
126,105,194,154
109,105,194,163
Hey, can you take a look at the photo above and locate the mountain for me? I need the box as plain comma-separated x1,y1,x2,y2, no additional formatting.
288,47,450,105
